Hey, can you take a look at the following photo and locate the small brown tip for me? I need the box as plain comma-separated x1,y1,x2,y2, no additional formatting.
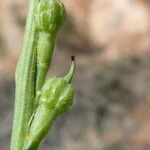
71,56,75,61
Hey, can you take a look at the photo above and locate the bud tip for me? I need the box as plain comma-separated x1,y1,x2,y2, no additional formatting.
71,56,75,61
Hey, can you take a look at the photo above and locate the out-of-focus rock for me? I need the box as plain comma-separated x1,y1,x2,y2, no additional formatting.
63,0,150,59
0,0,27,57
0,0,149,59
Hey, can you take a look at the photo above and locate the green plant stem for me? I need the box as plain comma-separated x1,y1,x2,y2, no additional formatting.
36,32,55,92
11,0,70,149
23,110,56,150
10,0,38,149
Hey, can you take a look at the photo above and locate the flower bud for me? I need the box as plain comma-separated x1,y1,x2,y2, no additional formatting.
34,0,66,33
41,77,74,115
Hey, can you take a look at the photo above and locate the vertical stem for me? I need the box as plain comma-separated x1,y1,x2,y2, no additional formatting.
36,32,55,92
11,0,37,149
11,0,67,149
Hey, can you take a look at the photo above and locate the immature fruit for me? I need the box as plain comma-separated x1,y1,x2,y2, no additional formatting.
41,77,74,114
34,0,66,91
34,0,66,33
23,57,75,150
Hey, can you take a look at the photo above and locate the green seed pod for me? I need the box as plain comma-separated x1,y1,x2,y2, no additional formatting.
23,57,75,150
34,0,66,33
34,0,66,92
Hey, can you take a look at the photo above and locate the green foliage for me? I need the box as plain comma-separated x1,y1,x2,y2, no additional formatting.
10,0,75,150
23,61,75,150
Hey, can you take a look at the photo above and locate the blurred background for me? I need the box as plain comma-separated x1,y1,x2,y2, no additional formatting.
0,0,150,149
